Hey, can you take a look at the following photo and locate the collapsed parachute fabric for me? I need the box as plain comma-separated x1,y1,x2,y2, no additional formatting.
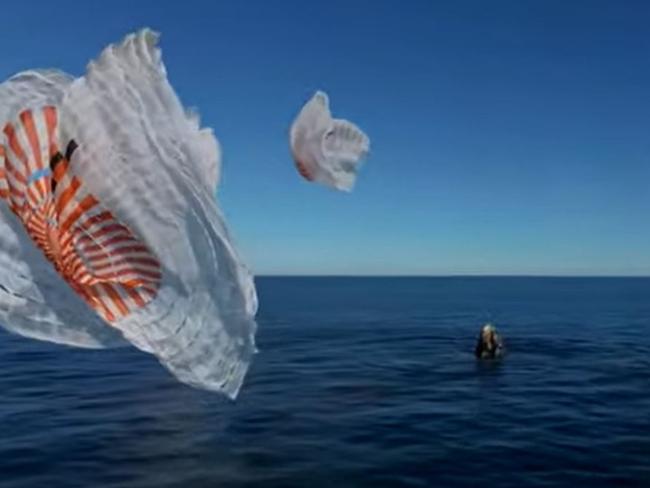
0,29,257,399
290,91,370,192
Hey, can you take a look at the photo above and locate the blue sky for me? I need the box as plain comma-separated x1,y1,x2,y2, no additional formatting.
1,1,648,275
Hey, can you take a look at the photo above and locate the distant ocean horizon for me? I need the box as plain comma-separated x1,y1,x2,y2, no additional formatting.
257,274,650,278
1,276,649,487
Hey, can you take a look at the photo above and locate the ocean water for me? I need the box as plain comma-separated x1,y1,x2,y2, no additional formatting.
0,277,649,488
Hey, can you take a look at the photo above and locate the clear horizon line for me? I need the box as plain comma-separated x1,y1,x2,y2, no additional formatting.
255,274,650,278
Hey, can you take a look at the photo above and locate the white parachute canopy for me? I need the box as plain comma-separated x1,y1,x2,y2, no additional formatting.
0,29,257,399
290,91,370,192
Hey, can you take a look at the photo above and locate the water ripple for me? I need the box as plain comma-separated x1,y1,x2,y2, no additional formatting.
1,277,649,487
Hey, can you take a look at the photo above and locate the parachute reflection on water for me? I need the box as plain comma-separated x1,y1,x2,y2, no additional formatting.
0,30,257,399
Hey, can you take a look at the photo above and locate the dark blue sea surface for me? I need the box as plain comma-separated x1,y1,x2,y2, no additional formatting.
1,277,649,487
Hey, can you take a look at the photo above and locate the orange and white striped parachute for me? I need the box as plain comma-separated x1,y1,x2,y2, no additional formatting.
290,91,370,192
0,30,257,398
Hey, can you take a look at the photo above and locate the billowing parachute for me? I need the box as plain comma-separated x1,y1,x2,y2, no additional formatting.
290,91,370,192
0,30,257,399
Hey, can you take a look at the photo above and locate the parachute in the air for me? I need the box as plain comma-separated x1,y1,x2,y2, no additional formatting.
290,91,370,192
0,29,257,399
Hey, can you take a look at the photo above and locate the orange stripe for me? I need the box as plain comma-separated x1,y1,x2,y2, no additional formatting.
27,219,45,234
26,228,47,240
26,231,46,243
296,160,313,181
58,229,75,250
19,110,44,170
61,242,87,265
60,245,80,265
52,159,69,183
87,285,116,322
44,200,55,217
106,244,152,257
76,271,95,286
79,235,137,254
9,185,24,199
73,285,94,310
83,243,149,257
76,273,94,286
123,285,145,307
76,231,132,250
26,227,47,240
67,254,86,275
60,194,98,233
65,255,86,278
4,156,27,185
75,234,101,247
67,211,114,240
7,203,21,215
40,175,51,196
95,234,135,248
89,223,132,240
59,228,82,254
64,251,88,274
91,256,160,272
26,186,40,207
140,286,158,296
83,211,115,226
53,162,68,184
19,110,45,199
75,268,96,285
3,124,30,176
43,106,59,157
123,278,154,288
100,283,129,317
95,266,162,281
54,176,81,216
26,218,47,233
73,268,94,286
